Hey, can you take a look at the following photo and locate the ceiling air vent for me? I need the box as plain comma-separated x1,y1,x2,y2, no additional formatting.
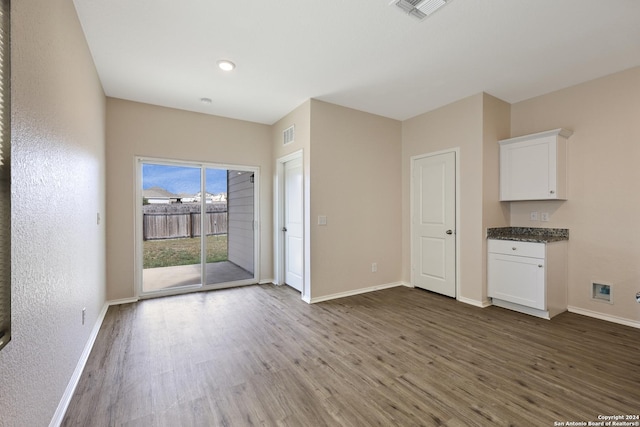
283,125,295,145
391,0,451,20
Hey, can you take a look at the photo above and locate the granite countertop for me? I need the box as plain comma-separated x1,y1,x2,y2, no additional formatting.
486,227,569,243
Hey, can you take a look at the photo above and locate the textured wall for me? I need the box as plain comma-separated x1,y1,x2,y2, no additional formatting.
0,0,106,425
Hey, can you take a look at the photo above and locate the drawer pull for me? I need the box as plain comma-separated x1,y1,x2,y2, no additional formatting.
512,247,517,251
538,264,543,268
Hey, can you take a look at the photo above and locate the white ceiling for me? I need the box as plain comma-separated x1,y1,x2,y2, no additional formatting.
72,0,640,125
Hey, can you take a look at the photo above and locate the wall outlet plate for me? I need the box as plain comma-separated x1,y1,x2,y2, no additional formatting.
530,211,538,221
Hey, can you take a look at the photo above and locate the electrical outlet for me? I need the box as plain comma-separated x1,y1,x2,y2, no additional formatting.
82,308,86,325
372,263,377,273
530,212,538,221
541,212,549,222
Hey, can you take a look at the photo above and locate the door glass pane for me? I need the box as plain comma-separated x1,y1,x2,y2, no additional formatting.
204,168,253,285
141,163,202,293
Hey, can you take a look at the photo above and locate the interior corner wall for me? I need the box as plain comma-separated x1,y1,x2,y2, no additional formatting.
401,94,485,304
271,100,311,300
309,100,402,299
480,93,511,302
106,98,272,300
0,0,107,425
510,67,640,323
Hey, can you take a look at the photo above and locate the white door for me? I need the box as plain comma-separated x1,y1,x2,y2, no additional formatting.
284,157,304,291
412,151,456,297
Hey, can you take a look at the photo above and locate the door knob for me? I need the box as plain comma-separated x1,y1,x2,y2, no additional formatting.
446,230,453,235
282,227,287,232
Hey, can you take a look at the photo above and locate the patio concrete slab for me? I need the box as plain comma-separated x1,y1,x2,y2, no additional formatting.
143,261,253,292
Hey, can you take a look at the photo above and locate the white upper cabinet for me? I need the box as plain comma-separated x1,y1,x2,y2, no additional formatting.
499,129,573,201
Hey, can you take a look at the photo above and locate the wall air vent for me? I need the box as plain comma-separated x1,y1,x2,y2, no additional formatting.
283,125,295,145
391,0,451,20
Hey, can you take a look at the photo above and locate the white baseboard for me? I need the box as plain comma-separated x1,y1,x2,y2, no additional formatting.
258,278,275,285
49,302,109,427
457,296,492,308
309,281,407,304
568,306,640,329
108,297,139,306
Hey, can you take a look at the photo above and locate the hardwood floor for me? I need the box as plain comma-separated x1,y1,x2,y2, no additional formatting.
62,285,640,426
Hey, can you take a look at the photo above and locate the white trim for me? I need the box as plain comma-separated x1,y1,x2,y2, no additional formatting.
309,282,406,304
568,306,640,329
137,279,258,300
135,156,261,299
409,148,460,298
492,298,551,319
274,150,307,300
498,128,573,146
457,296,492,308
49,302,109,427
258,278,276,285
108,297,139,306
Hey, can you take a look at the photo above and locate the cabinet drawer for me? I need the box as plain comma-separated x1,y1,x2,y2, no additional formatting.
488,239,545,258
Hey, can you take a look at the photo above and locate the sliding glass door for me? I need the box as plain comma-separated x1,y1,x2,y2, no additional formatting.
137,159,258,296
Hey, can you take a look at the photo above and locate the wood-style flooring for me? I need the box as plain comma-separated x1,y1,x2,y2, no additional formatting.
62,285,640,426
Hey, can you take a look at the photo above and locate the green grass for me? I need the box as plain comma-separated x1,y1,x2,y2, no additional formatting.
143,234,228,269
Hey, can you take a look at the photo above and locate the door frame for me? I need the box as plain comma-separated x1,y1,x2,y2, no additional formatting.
134,156,261,299
410,148,460,299
274,150,308,301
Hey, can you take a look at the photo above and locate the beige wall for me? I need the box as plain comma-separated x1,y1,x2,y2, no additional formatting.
271,101,312,299
402,93,510,304
0,0,107,425
481,94,511,301
106,98,272,300
402,94,483,302
510,67,640,323
309,100,402,299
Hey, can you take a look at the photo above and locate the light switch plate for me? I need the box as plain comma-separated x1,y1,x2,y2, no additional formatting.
530,212,538,221
318,215,327,226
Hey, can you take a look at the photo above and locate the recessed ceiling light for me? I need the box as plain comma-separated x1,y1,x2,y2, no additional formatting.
200,97,212,104
217,60,236,71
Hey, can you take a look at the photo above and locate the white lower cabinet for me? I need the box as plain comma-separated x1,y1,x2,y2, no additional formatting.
488,239,567,319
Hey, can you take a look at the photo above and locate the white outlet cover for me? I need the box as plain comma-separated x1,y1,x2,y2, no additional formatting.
530,212,538,221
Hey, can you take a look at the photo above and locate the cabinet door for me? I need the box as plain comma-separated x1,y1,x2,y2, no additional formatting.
500,136,556,201
488,253,546,310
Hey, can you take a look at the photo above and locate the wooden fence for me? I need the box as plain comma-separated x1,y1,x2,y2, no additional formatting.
142,204,227,240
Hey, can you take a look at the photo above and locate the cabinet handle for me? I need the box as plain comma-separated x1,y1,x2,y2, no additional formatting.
512,247,517,251
538,264,543,268
549,190,555,194
446,230,453,235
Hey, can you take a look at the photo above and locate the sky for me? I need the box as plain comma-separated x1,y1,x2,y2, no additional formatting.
142,163,227,195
